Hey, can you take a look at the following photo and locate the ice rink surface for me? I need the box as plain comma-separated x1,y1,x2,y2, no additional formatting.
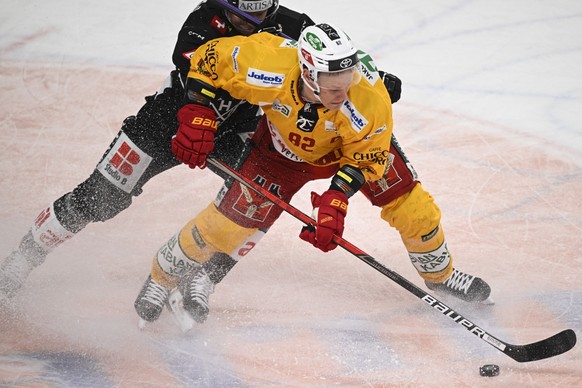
1,0,581,386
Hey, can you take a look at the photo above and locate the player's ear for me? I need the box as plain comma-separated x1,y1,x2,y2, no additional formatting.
301,66,316,89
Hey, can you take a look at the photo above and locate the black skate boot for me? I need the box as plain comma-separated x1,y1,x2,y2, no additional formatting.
0,231,47,299
134,275,170,323
425,268,493,304
177,266,215,323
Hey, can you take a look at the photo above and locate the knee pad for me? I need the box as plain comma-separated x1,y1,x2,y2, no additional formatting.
380,184,453,283
151,202,265,288
53,170,133,232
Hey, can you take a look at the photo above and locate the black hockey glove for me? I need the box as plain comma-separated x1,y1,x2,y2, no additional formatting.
379,70,402,104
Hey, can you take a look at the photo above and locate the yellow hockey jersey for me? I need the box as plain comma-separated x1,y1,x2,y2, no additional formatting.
187,32,394,182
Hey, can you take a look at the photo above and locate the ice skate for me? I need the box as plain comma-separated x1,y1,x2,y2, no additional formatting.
0,251,33,299
0,231,47,299
134,275,170,328
177,266,215,324
166,288,196,333
425,268,494,304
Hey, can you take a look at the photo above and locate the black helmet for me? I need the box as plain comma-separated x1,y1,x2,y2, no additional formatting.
217,0,280,23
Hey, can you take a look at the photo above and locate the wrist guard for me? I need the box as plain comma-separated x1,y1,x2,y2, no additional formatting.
329,165,366,198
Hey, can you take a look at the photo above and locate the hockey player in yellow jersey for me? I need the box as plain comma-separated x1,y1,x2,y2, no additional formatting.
134,23,493,327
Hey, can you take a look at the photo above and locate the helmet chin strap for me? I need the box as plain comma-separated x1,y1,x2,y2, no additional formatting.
299,73,322,103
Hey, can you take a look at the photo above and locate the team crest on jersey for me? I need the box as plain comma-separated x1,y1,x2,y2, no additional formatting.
296,102,318,132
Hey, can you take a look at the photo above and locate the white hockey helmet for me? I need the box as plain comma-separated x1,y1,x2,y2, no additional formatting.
298,23,359,84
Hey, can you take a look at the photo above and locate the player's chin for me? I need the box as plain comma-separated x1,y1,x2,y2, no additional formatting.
325,101,344,111
234,25,256,36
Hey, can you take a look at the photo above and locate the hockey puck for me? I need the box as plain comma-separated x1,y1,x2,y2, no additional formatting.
479,364,500,377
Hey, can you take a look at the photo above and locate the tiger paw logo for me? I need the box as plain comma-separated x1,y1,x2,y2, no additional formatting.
296,103,318,132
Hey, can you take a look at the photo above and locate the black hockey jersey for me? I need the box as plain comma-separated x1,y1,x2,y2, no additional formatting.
171,1,314,127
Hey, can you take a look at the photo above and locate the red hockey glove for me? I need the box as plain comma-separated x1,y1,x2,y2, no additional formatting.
299,190,348,252
172,104,218,169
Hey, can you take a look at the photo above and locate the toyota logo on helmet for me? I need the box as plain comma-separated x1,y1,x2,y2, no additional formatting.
340,58,353,68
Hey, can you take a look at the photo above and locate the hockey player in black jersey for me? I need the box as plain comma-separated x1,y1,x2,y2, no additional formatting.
1,0,415,326
0,0,315,299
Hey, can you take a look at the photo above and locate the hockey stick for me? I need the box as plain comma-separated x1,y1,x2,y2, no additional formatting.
207,158,576,362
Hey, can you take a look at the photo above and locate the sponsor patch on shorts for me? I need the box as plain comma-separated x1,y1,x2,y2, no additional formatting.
96,133,152,193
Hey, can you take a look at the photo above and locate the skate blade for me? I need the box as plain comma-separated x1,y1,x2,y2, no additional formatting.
138,318,148,330
167,288,195,333
480,296,495,305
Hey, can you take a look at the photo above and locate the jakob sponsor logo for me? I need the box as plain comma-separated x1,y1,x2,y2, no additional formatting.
246,68,285,88
341,100,368,132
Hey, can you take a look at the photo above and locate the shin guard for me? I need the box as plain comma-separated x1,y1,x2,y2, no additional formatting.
150,202,265,288
30,204,75,257
380,184,453,283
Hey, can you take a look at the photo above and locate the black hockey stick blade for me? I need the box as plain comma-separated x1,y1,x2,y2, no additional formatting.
503,329,576,362
207,158,577,362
